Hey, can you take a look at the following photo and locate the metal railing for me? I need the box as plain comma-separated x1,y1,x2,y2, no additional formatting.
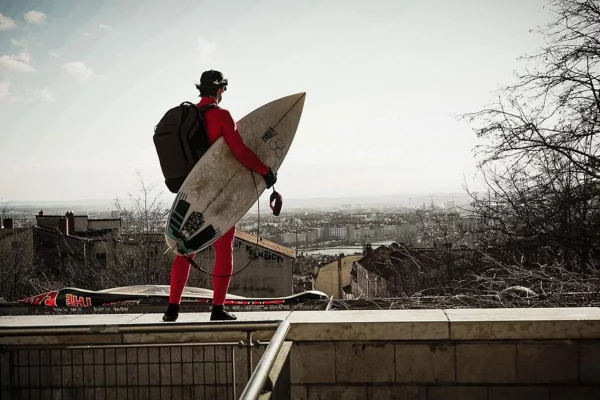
0,319,292,400
239,320,290,400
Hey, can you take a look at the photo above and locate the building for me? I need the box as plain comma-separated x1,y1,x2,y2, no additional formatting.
210,230,295,298
313,254,363,299
296,232,307,244
444,200,456,209
350,244,408,298
1,212,296,300
305,229,318,243
280,232,295,244
328,226,348,240
359,225,375,240
33,211,123,272
350,242,477,299
347,225,357,241
0,216,122,302
36,210,121,236
374,224,383,238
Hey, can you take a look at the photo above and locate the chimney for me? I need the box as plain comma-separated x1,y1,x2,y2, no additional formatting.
66,211,75,233
58,217,69,235
3,218,13,229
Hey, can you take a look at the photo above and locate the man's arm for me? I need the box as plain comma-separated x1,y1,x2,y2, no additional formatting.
219,110,270,176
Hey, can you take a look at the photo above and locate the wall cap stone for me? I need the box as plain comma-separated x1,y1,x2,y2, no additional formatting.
2,307,600,344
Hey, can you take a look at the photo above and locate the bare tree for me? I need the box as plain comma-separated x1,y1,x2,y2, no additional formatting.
0,229,38,301
108,171,211,288
113,170,168,234
0,198,12,222
461,0,600,271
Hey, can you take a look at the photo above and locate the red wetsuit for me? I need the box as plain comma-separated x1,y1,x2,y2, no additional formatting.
168,96,269,306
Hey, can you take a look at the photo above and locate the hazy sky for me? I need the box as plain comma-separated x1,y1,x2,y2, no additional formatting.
0,0,553,204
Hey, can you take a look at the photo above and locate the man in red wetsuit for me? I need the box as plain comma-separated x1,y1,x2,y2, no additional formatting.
163,70,277,322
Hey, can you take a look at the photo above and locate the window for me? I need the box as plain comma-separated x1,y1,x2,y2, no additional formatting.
96,252,107,267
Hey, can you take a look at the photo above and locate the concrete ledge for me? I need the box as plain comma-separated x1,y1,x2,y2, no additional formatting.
287,310,450,341
0,313,143,327
0,311,290,344
447,307,600,340
2,307,600,344
3,307,600,398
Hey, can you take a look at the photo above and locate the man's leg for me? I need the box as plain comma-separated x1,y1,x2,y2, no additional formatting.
162,252,196,322
210,225,237,321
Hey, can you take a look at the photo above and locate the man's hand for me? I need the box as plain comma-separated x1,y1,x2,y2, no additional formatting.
263,168,277,188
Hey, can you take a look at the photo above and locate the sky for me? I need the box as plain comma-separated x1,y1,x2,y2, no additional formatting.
0,0,554,205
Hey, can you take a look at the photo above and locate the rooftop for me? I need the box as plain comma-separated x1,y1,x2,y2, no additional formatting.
235,229,296,259
354,245,403,278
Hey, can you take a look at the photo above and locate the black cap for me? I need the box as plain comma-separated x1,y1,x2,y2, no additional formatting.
200,70,228,87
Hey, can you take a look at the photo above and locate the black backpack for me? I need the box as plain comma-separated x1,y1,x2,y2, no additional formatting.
153,102,217,193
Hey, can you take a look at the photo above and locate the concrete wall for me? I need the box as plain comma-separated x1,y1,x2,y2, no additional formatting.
351,261,393,298
287,308,600,399
315,255,362,299
35,216,62,230
73,216,88,232
198,238,294,298
88,219,121,232
2,308,600,399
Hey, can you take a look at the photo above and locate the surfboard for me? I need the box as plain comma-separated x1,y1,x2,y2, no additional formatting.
165,92,306,255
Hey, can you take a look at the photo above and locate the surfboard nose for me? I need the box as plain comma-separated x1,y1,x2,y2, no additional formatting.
265,92,306,115
295,92,306,100
291,92,306,110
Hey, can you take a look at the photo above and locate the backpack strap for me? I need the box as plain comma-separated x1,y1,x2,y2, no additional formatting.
198,103,218,112
192,103,218,135
187,102,219,162
177,102,198,164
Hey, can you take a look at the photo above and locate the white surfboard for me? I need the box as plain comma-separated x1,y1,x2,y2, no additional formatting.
165,92,306,255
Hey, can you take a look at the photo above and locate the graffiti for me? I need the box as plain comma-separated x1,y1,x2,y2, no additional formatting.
234,239,285,262
247,246,285,262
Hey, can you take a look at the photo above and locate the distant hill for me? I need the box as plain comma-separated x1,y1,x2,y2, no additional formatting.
4,198,130,215
7,199,116,208
276,192,475,210
4,191,476,214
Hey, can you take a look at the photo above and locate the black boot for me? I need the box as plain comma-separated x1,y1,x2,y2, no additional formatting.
162,303,180,322
210,305,237,321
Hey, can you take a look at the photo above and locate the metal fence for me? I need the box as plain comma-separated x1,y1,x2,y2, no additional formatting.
1,342,236,400
0,320,290,400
